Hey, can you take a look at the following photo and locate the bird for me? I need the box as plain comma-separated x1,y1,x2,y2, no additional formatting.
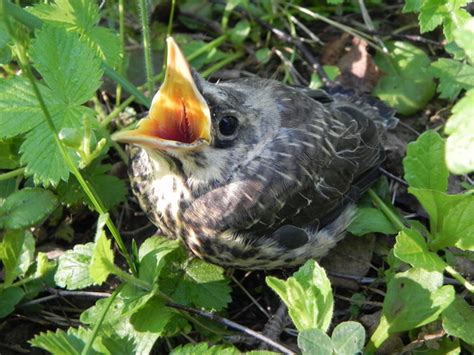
113,37,397,270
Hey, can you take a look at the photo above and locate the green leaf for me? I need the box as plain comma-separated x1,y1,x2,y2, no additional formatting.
348,207,397,236
394,229,446,271
0,139,20,169
267,260,333,332
130,297,173,333
89,215,115,284
170,258,232,311
374,41,436,115
30,25,102,106
403,130,449,191
402,0,423,12
255,48,271,64
0,230,35,285
331,321,366,355
297,328,333,355
445,89,474,174
442,296,474,345
0,287,25,318
171,343,240,355
138,236,180,285
30,327,100,355
430,59,474,99
55,243,95,289
229,19,251,44
379,268,454,333
454,17,474,62
0,187,58,230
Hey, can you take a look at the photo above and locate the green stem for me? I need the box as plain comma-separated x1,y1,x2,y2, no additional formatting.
202,51,244,78
166,0,176,37
115,0,125,106
368,189,406,231
100,95,135,128
111,265,151,291
0,167,25,181
81,285,122,355
445,265,474,293
6,1,150,108
137,0,154,96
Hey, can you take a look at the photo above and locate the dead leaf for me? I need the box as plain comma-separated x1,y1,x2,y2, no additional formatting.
321,33,351,65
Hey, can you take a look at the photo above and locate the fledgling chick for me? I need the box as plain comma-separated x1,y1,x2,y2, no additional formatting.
113,37,396,269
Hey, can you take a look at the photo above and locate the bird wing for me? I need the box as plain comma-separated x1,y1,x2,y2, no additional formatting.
183,100,384,235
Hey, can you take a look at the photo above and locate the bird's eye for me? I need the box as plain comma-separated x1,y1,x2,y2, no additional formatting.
218,115,239,136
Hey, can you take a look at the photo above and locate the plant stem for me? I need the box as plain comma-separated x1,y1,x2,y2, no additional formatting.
111,264,151,291
81,285,122,355
445,265,474,293
202,51,244,78
137,0,154,96
0,167,25,181
368,189,406,231
166,0,176,37
115,0,125,106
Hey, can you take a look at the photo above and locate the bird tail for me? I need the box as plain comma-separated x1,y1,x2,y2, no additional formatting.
323,85,398,129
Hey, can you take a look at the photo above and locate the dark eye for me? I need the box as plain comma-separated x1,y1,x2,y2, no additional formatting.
218,115,239,136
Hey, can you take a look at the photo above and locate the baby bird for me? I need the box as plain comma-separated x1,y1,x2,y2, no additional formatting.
113,37,396,269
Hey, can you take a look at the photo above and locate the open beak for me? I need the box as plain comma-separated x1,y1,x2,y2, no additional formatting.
112,37,211,150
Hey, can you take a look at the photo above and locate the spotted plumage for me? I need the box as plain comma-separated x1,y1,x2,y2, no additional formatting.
125,72,396,269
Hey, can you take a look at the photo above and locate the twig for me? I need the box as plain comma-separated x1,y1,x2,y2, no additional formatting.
379,167,408,187
231,274,270,318
165,302,295,354
357,0,388,53
20,290,111,307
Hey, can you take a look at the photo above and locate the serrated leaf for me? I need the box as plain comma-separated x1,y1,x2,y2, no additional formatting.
454,17,474,62
171,343,240,355
138,236,180,284
30,25,102,105
30,327,100,355
348,207,397,236
442,296,474,345
171,258,231,311
0,230,35,285
374,41,436,115
89,224,115,285
430,59,474,99
87,27,121,68
0,287,25,318
55,243,95,289
267,260,333,332
403,130,449,191
297,328,333,355
130,297,173,333
394,229,446,271
379,268,454,333
0,187,58,230
331,321,366,355
445,89,474,174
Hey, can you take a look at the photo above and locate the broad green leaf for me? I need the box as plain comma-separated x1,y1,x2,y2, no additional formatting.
374,41,436,115
89,217,115,284
403,130,448,191
445,89,474,174
267,260,333,332
297,328,333,355
170,258,231,311
138,236,180,285
348,207,397,236
171,343,240,355
229,19,251,44
402,0,423,12
394,229,446,271
442,296,474,345
380,268,454,333
55,243,95,289
0,230,35,285
0,287,25,318
30,25,102,106
30,327,100,355
331,321,366,355
0,187,58,230
130,297,173,333
0,139,20,169
454,17,474,62
430,59,474,99
30,0,120,67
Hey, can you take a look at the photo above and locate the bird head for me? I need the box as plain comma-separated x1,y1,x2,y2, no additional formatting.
113,37,284,189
